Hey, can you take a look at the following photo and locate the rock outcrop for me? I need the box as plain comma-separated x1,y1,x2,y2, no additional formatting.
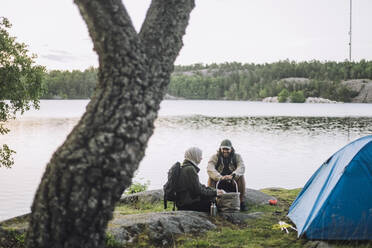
262,96,338,103
119,189,163,205
262,96,279,103
264,78,372,103
305,97,338,103
244,188,276,206
341,79,372,103
108,211,264,246
108,211,215,246
219,211,263,225
113,188,274,246
278,77,311,86
0,189,275,247
120,188,277,207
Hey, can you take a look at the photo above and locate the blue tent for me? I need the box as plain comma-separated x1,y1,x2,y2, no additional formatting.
288,135,372,240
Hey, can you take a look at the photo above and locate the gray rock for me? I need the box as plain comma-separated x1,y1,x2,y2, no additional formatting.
119,189,164,205
120,188,276,207
341,79,372,103
0,213,29,234
0,214,29,247
219,212,263,224
316,241,333,248
263,96,339,103
244,188,277,206
279,77,311,86
305,97,338,103
262,96,279,103
108,211,216,246
304,241,333,248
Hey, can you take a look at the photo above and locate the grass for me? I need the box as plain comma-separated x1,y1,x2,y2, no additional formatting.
114,201,170,215
175,188,306,248
111,188,372,248
174,188,372,248
1,189,371,248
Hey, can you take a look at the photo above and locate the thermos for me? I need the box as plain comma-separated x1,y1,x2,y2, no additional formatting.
210,202,217,217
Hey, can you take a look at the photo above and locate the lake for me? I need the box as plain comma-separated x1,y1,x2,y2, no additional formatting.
1,100,372,221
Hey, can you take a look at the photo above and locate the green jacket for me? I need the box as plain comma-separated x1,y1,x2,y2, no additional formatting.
176,160,217,207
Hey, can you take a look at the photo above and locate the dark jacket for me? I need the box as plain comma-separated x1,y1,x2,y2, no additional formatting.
176,160,217,207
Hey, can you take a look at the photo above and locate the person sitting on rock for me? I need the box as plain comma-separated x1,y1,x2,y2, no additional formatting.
176,147,224,212
207,139,247,211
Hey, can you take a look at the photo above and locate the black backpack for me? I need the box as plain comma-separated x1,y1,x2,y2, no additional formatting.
163,162,181,210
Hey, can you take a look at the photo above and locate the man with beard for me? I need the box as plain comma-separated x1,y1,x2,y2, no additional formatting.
207,139,246,211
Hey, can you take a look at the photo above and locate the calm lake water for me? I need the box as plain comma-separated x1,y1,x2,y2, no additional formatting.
1,100,372,221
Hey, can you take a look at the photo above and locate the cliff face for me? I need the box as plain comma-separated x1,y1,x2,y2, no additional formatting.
341,79,372,103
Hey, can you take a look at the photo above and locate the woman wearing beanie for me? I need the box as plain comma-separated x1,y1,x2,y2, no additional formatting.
176,147,224,212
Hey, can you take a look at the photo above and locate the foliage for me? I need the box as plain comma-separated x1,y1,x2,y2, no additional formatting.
176,188,372,248
114,201,166,215
290,90,306,103
0,229,26,248
105,233,121,248
125,180,150,194
0,17,45,168
278,89,289,103
110,187,372,248
39,60,370,102
169,60,368,102
0,144,15,168
42,67,97,99
3,189,371,247
14,232,25,244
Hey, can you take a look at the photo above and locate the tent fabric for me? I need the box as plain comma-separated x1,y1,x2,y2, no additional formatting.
288,135,372,240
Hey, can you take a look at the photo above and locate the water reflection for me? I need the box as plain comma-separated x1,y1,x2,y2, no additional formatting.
0,114,371,221
156,115,372,136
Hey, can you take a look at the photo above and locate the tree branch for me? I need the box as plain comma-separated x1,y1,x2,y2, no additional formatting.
74,0,139,64
139,0,195,86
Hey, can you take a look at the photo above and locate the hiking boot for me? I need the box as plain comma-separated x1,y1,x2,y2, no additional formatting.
240,202,247,211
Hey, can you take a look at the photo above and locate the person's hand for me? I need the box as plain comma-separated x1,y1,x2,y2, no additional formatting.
217,189,225,196
221,175,233,180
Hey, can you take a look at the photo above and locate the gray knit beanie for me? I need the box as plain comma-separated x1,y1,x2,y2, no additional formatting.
184,147,203,166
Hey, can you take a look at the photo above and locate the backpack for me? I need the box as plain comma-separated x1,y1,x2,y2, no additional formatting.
163,162,181,210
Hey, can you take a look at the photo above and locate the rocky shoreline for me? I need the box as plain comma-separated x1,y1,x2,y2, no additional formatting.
111,188,276,246
0,188,345,248
262,96,339,103
0,188,276,247
165,79,372,103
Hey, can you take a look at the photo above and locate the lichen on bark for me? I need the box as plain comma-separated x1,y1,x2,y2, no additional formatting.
25,0,195,247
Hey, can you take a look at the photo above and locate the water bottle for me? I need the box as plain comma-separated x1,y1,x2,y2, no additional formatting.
210,202,217,217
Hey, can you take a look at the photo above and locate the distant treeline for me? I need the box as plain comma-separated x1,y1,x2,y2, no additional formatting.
42,67,97,99
42,60,372,102
169,60,372,102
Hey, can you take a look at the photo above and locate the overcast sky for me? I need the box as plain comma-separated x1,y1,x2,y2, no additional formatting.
3,0,372,71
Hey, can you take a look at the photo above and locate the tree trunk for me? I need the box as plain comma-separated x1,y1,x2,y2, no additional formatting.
25,0,194,247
